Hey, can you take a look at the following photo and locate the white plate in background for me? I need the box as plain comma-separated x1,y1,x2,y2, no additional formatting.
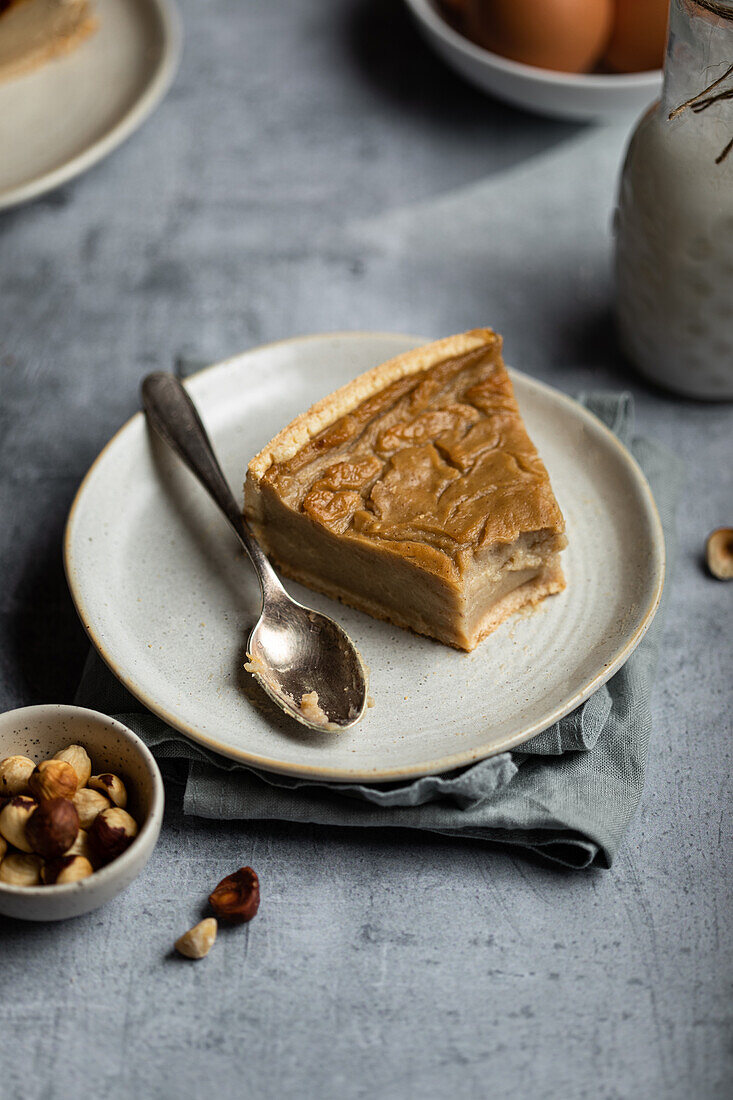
0,0,181,210
64,333,665,782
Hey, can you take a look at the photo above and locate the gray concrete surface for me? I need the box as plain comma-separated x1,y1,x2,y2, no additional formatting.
0,1,731,1097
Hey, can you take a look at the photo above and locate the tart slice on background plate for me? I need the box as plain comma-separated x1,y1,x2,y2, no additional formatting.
245,329,567,651
0,0,96,82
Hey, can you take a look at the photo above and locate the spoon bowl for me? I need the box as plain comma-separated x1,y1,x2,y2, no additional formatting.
247,593,368,730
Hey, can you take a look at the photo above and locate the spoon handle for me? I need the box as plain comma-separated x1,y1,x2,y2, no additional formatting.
141,372,283,600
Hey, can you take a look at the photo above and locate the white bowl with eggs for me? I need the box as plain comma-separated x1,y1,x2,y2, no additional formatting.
404,0,663,121
0,705,164,922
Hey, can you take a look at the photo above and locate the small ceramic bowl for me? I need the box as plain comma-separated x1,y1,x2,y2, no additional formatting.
0,705,164,921
404,0,663,122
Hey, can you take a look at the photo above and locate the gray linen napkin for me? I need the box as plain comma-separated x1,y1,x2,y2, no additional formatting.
75,394,681,870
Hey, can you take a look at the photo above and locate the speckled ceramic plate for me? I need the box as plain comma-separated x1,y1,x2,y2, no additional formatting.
64,333,665,782
0,0,181,211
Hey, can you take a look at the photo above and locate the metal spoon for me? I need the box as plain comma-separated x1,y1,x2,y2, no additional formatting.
141,372,368,732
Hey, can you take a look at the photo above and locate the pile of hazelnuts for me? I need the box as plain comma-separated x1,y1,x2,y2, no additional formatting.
0,745,138,887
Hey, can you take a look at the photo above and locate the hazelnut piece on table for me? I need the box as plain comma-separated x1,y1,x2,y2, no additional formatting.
89,807,138,861
0,795,37,853
73,787,112,830
88,773,127,809
0,755,35,797
29,759,78,802
209,866,260,923
52,744,92,788
706,527,733,580
0,852,43,886
42,855,94,885
175,918,218,959
26,797,80,859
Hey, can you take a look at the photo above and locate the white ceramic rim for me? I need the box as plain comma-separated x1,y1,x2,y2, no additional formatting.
0,704,165,901
63,332,666,782
0,0,182,212
403,0,663,90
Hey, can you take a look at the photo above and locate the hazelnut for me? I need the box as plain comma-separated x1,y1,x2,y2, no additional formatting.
42,855,94,885
65,828,94,862
706,528,733,580
175,918,218,959
0,835,6,861
89,807,138,861
0,795,37,853
0,852,43,886
52,744,92,788
73,787,111,829
29,759,78,802
0,755,35,797
208,866,260,923
88,773,127,809
26,797,79,859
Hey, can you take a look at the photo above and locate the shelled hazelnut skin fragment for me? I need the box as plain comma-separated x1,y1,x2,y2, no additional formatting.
0,756,35,797
209,866,260,923
88,773,127,809
42,855,94,885
706,528,733,580
0,796,37,853
26,797,80,859
53,744,92,788
0,852,44,886
73,787,111,830
175,918,218,959
89,807,138,862
29,759,78,802
65,828,95,863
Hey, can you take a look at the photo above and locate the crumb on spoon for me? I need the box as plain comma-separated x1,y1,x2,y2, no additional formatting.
244,655,344,730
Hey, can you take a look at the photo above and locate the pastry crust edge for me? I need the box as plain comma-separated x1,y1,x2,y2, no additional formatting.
246,328,500,482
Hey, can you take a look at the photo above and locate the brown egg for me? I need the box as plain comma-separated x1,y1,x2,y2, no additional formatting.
604,0,669,73
465,0,614,74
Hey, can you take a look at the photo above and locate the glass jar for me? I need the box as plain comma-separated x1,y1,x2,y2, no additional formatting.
614,0,733,399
